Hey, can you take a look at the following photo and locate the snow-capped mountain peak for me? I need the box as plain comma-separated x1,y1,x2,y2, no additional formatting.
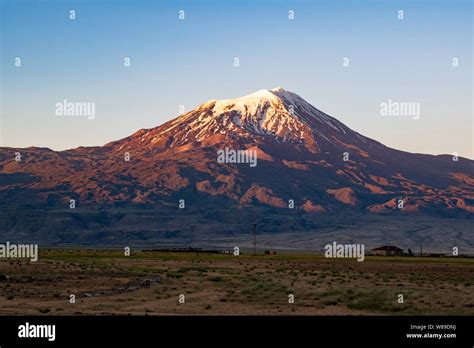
199,88,314,142
111,87,364,152
193,87,353,144
211,88,285,113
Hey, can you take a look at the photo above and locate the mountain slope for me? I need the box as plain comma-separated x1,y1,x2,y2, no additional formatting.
0,87,473,216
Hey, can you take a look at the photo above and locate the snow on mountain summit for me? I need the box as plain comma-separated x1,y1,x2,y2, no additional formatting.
199,87,353,142
210,87,302,113
111,87,371,153
200,87,315,142
210,87,287,114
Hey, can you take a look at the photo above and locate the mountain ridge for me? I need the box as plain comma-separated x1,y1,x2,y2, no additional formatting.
0,87,473,216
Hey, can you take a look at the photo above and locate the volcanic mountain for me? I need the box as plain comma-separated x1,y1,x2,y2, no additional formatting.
0,88,473,246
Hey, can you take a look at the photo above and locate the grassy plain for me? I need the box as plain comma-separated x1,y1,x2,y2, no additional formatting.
0,249,472,315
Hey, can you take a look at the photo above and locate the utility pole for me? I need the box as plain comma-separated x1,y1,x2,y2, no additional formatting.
420,244,423,256
253,223,257,256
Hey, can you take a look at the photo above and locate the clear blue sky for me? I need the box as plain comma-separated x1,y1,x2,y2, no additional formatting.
1,0,472,158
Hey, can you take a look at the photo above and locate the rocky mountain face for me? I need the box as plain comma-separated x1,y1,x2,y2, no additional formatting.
0,87,473,246
1,87,472,215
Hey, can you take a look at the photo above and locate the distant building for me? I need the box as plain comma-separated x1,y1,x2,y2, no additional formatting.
372,246,403,256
